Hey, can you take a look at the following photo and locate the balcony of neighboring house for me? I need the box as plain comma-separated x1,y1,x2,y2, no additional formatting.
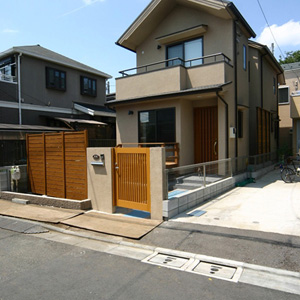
115,53,233,101
0,61,17,84
0,73,17,83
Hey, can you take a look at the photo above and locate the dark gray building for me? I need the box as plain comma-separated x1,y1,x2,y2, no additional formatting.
0,45,116,166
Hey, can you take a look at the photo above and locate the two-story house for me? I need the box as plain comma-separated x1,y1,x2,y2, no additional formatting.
107,0,284,167
278,62,300,156
283,62,300,155
0,45,116,165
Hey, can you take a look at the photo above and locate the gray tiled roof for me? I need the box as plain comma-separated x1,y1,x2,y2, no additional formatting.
0,45,111,79
282,62,300,71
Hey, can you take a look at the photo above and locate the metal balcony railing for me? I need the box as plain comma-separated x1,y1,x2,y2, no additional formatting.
119,53,231,77
0,74,17,83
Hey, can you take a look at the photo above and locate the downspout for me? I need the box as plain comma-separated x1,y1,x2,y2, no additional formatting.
217,92,229,158
233,21,238,159
18,53,22,125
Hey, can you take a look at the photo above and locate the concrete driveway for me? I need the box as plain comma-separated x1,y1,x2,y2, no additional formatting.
171,169,300,237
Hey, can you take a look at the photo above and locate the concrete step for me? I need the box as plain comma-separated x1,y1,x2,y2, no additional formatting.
174,183,203,190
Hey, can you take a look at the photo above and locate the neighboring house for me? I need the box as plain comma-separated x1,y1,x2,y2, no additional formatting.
0,45,116,165
107,0,284,167
278,62,300,155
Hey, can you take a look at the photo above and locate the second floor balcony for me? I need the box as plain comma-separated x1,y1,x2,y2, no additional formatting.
0,73,17,83
115,53,233,101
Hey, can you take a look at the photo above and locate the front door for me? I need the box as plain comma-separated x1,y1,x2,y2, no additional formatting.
194,106,218,163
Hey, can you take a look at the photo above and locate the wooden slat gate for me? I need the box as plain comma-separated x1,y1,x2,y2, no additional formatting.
27,131,88,200
113,147,151,212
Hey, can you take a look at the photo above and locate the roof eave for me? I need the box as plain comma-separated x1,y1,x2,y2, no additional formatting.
106,82,231,107
0,47,112,79
249,40,284,74
226,2,256,38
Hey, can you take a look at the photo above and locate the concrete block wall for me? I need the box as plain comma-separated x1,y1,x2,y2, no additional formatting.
0,191,92,210
163,177,235,219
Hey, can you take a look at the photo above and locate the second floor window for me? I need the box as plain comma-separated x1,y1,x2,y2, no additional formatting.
80,76,97,97
243,45,247,70
278,87,289,104
167,37,203,67
46,67,66,91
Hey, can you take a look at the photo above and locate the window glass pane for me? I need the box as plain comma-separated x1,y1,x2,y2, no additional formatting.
279,88,289,104
138,108,175,143
46,68,66,90
139,111,156,143
184,38,203,67
157,108,175,142
243,45,247,70
167,44,183,66
81,76,96,96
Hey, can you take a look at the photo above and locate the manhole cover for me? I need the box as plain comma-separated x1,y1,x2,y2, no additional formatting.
148,253,190,269
193,261,237,279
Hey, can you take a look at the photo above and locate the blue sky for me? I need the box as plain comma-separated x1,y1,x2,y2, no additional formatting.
1,0,300,91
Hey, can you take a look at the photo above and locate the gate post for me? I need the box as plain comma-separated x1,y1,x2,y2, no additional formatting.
87,147,115,213
150,147,165,220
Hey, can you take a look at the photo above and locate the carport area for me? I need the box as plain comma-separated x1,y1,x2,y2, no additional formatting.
171,169,300,237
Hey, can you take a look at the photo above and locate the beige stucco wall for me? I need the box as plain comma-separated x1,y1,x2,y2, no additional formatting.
279,68,300,152
87,147,114,213
136,5,233,68
291,95,300,118
87,147,164,220
115,93,233,167
116,62,228,101
262,60,278,153
150,147,165,220
279,104,292,127
116,100,182,145
248,47,280,155
186,63,225,88
116,66,183,100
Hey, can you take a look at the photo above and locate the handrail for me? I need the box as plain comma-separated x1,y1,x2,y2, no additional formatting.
119,53,231,77
166,158,232,174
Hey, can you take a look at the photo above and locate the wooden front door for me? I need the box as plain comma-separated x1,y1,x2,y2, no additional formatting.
194,106,218,163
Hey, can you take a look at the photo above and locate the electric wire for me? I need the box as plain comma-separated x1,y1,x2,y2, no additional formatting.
256,0,300,83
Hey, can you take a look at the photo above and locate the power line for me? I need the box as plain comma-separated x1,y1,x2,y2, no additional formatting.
256,0,300,83
256,0,284,59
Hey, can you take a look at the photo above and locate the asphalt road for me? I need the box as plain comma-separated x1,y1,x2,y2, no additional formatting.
0,227,299,300
138,221,300,272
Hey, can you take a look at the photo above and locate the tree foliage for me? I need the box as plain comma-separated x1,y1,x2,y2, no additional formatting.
279,50,300,64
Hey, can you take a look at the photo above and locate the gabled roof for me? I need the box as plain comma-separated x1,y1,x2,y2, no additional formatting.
116,0,256,52
248,40,285,84
0,45,111,79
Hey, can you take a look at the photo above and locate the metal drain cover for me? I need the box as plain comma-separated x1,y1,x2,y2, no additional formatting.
193,261,237,279
148,253,190,268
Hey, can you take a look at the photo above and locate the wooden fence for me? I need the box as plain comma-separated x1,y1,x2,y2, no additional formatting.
27,131,88,200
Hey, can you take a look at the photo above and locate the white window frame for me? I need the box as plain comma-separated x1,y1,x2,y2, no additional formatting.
278,86,290,104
